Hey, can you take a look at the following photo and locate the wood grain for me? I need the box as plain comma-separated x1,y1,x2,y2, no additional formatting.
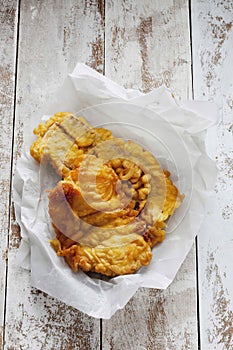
0,1,19,348
103,1,198,349
2,0,232,348
4,1,104,348
102,247,198,350
105,0,192,99
192,0,233,349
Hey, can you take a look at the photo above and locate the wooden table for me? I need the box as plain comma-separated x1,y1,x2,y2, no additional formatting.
0,1,232,349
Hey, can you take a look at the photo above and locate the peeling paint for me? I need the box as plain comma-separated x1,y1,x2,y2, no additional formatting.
102,248,197,349
206,252,233,348
0,326,2,348
136,16,154,92
0,65,13,95
222,204,233,220
6,288,99,349
0,6,16,30
146,290,177,350
88,35,104,73
200,13,232,87
15,121,24,159
10,204,21,250
111,25,125,65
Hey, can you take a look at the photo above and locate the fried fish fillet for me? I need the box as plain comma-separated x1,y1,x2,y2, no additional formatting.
30,112,90,161
31,112,184,276
48,137,183,275
49,164,183,267
30,112,113,176
91,139,167,223
49,170,183,276
143,171,184,247
48,156,146,243
50,231,152,277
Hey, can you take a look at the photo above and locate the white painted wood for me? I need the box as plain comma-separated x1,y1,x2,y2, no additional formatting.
2,0,232,348
192,0,233,349
103,1,198,349
4,0,104,348
102,247,198,350
0,1,19,347
105,0,192,99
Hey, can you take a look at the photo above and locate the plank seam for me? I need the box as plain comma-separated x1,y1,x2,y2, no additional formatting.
103,0,106,76
189,0,201,349
2,0,21,349
189,0,194,99
100,0,105,348
100,318,103,350
195,236,201,350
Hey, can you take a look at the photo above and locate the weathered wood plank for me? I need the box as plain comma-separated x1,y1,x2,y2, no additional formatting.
103,247,197,350
4,1,104,348
192,1,233,349
105,0,192,99
0,1,19,348
103,1,198,349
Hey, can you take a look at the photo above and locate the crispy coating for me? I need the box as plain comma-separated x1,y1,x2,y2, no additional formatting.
52,216,147,249
142,171,184,247
49,172,141,245
31,112,184,276
48,143,183,274
50,232,152,277
30,112,113,175
48,152,153,245
158,170,184,222
143,221,166,247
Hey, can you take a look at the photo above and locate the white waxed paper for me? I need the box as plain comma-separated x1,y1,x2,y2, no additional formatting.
13,63,218,319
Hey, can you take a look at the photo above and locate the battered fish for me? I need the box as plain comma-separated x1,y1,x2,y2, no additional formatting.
31,112,184,277
30,112,113,176
51,232,152,277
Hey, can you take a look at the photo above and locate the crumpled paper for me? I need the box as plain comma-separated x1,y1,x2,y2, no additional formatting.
13,63,218,319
